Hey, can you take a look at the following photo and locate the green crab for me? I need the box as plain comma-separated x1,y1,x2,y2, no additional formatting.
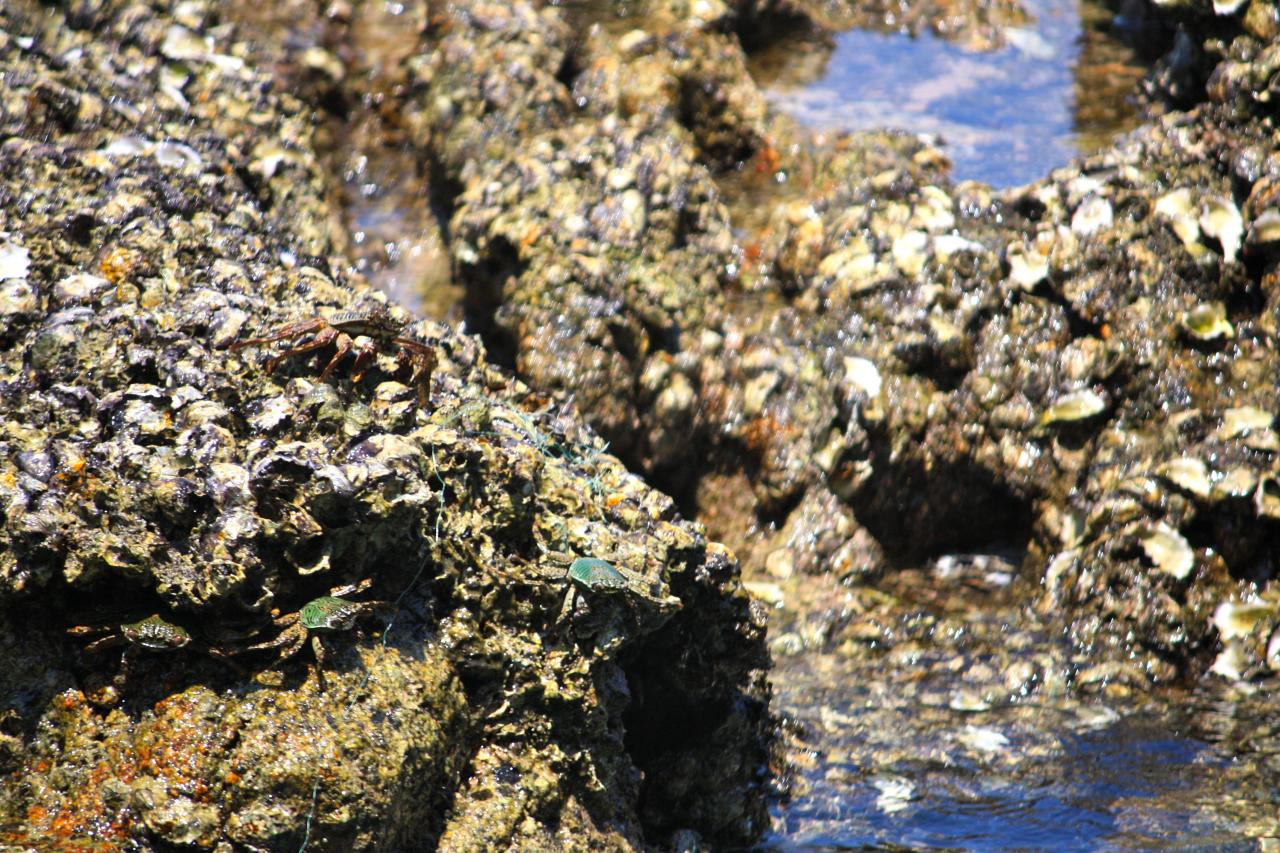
557,557,682,641
236,579,387,690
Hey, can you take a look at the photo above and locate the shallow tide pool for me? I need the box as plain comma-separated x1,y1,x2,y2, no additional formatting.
748,0,1146,187
764,644,1259,851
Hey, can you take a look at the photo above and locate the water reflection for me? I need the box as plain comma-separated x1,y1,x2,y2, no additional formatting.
748,0,1145,187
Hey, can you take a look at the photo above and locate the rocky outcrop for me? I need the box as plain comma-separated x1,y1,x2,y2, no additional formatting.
0,2,770,849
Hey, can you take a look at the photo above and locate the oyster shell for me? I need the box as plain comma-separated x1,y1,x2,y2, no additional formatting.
1199,196,1244,264
1218,406,1275,443
0,236,30,281
1006,240,1050,290
1211,466,1259,499
1136,522,1194,580
1039,389,1107,425
843,357,882,398
1154,187,1201,250
1249,208,1280,244
1212,598,1275,641
1071,196,1113,237
1156,457,1212,498
1210,640,1248,680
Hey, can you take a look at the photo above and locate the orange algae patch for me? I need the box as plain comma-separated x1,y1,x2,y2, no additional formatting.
136,694,228,803
18,690,231,844
98,246,142,285
752,139,782,176
743,413,799,456
27,759,136,845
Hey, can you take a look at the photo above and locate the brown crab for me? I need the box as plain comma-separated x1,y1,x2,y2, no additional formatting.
230,306,437,407
231,579,388,690
67,613,244,683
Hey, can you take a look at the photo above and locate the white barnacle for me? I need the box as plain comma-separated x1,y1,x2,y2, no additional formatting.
0,234,31,281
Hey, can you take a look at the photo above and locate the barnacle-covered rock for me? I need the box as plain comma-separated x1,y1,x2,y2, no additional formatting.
448,113,731,480
0,2,771,849
12,0,1280,842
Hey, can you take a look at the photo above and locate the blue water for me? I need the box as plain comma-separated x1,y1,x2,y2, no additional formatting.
764,708,1247,851
751,0,1140,187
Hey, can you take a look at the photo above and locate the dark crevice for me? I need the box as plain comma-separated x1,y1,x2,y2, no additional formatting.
458,235,522,371
755,485,805,533
554,42,582,93
848,453,1035,567
1184,501,1280,585
675,77,757,170
677,445,763,531
646,464,703,526
426,151,461,245
893,339,973,393
620,574,771,847
731,7,824,55
1034,279,1106,341
1232,253,1270,321
314,85,351,124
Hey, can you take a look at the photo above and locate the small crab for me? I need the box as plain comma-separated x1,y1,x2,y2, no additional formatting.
229,306,437,407
68,613,193,684
235,579,387,690
563,557,631,614
555,556,682,642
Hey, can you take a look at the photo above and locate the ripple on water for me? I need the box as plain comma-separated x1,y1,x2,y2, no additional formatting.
763,573,1257,852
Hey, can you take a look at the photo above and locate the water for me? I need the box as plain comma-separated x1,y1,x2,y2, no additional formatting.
764,642,1256,852
748,0,1145,187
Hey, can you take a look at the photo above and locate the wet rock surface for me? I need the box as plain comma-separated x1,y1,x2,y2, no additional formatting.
0,1,769,848
375,0,1280,841
7,0,1280,846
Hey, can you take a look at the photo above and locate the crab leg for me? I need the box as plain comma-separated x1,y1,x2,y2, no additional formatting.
329,578,374,598
204,647,248,675
264,326,340,374
316,332,354,381
228,318,329,351
394,339,436,408
81,634,126,654
347,340,381,384
311,636,328,691
243,623,306,656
